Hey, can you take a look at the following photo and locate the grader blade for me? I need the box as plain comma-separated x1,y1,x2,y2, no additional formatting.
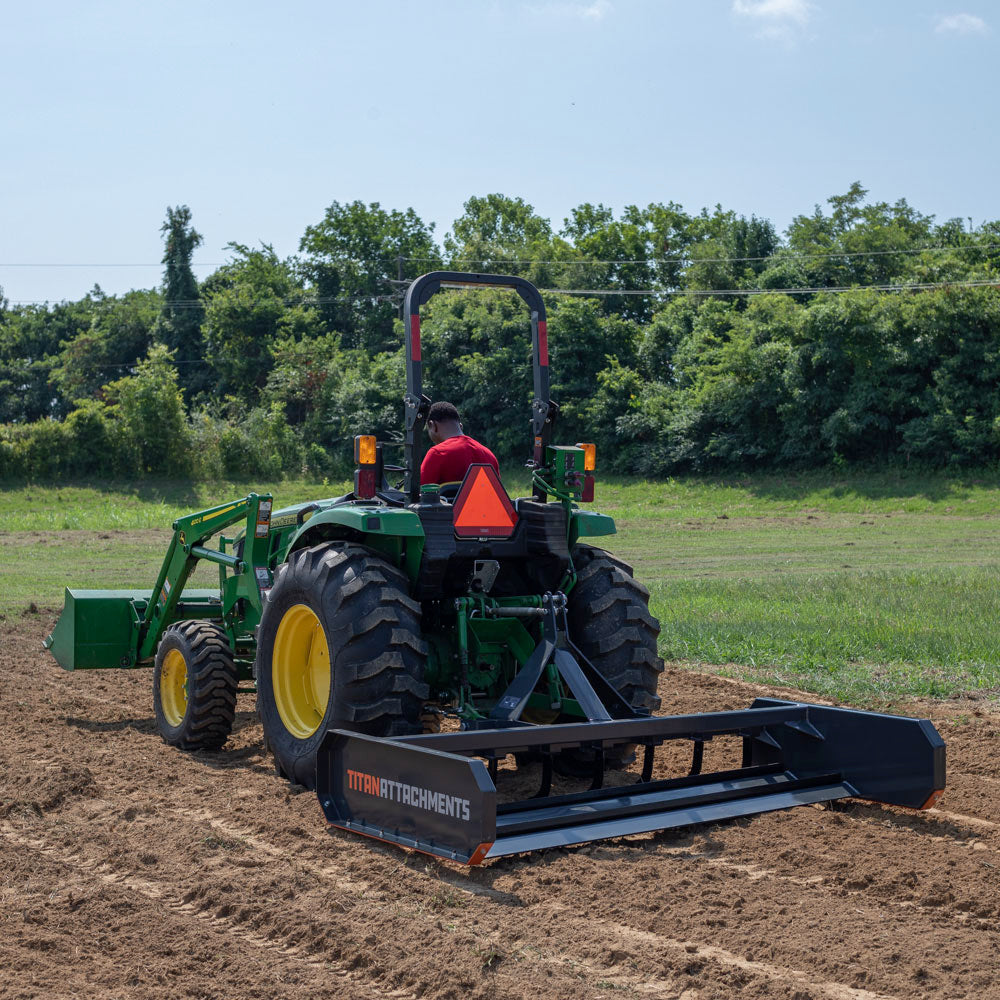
316,700,945,865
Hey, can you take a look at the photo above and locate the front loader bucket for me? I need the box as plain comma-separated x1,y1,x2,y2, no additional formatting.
44,588,221,670
316,700,945,865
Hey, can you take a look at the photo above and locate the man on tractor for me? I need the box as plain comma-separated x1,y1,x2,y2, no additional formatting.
420,400,499,485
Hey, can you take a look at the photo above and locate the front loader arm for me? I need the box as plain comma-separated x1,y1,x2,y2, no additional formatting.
137,493,273,661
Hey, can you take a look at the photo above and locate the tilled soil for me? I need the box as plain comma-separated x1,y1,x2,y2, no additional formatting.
2,614,999,1000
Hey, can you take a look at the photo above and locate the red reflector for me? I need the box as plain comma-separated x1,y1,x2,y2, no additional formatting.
452,465,517,538
537,320,548,367
355,467,377,500
410,314,421,362
581,473,595,503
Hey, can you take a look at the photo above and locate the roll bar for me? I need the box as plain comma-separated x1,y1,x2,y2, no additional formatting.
402,272,557,502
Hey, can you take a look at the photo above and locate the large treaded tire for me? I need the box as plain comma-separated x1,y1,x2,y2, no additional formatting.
153,621,238,751
564,545,663,768
256,542,429,789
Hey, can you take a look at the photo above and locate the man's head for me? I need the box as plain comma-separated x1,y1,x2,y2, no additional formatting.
426,401,463,445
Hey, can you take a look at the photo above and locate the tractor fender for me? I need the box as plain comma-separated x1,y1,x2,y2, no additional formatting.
285,506,425,553
568,510,616,548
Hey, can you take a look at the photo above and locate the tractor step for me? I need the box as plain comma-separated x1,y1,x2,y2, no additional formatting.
315,698,945,865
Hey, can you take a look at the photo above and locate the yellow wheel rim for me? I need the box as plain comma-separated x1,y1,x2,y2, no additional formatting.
272,604,331,739
160,647,188,727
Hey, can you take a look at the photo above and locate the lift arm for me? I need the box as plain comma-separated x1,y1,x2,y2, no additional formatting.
137,493,273,661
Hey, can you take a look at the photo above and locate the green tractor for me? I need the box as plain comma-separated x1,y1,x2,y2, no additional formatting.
47,272,945,865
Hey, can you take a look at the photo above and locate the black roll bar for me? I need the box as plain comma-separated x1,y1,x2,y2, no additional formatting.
401,272,557,502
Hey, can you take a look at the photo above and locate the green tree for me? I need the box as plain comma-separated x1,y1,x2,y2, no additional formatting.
547,296,642,442
561,204,658,321
299,200,440,353
201,244,309,403
444,194,575,288
263,329,342,427
682,210,778,293
0,299,91,422
155,205,205,397
51,287,160,403
772,182,936,290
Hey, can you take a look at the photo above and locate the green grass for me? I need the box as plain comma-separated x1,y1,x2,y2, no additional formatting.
3,466,1000,530
648,569,1000,704
3,469,1000,707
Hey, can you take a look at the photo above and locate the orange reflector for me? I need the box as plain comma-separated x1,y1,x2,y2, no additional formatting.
354,434,377,466
468,842,494,866
452,465,518,538
576,442,596,471
919,789,944,810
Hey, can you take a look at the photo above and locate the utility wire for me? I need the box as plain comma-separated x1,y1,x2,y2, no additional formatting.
6,293,402,308
540,278,1000,297
4,244,999,270
404,244,1000,266
8,277,999,308
0,262,230,268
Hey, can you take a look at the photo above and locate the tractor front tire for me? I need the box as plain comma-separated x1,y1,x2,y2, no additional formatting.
153,621,238,751
256,543,429,789
562,545,664,770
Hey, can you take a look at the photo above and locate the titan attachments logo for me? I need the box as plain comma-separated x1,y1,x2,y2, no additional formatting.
346,768,471,822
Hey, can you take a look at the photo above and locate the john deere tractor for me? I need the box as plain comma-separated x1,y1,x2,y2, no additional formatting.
47,272,945,865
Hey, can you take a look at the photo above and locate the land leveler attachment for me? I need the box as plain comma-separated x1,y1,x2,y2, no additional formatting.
318,700,944,864
316,588,944,864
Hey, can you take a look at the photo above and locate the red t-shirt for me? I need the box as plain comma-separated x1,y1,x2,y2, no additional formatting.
421,435,499,485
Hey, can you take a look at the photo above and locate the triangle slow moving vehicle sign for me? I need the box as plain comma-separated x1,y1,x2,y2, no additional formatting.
452,465,518,539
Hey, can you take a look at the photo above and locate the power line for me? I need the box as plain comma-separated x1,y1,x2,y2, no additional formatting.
3,244,999,271
405,244,1000,267
0,262,228,268
539,278,1000,297
6,293,402,308
7,277,998,309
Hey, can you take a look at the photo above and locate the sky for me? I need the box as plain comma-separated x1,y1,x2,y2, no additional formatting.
2,0,997,304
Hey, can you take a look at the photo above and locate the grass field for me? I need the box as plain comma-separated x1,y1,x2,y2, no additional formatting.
4,469,999,707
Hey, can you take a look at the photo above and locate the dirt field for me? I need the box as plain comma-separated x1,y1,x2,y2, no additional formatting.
3,613,1000,1000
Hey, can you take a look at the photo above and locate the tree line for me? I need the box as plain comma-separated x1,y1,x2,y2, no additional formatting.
2,183,999,481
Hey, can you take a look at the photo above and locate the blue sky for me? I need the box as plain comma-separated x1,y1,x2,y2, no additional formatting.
2,0,997,303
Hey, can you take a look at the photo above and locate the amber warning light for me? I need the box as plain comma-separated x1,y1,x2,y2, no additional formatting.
354,435,377,466
354,434,377,500
452,465,518,539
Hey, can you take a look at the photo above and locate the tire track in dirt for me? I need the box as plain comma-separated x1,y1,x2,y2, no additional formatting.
0,821,411,999
1,812,695,1000
170,796,999,940
601,917,898,1000
142,792,1000,991
642,841,995,930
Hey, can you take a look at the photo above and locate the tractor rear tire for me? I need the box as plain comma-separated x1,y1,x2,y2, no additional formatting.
562,545,664,770
153,621,238,751
256,543,429,789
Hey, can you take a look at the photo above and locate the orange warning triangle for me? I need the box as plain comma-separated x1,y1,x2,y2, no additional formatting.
453,465,518,538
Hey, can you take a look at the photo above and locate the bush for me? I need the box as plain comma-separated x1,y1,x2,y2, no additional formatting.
104,345,190,476
0,401,114,479
188,403,305,481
